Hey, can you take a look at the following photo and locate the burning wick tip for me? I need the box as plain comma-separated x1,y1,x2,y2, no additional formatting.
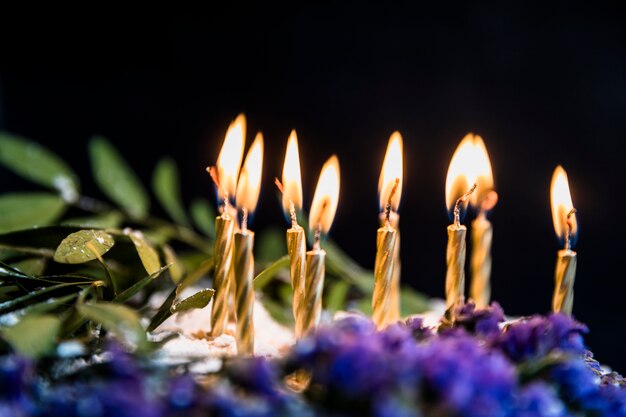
384,178,400,225
564,207,577,250
274,178,298,227
454,183,477,226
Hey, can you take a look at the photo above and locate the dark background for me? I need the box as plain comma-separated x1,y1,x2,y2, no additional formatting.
1,4,625,369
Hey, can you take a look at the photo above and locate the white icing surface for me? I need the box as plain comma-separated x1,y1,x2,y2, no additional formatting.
151,289,295,368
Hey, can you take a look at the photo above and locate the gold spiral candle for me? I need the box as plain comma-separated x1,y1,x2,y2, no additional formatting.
287,224,306,338
372,224,397,328
470,213,493,308
211,212,235,336
234,231,255,354
386,213,401,324
552,249,577,315
445,223,467,311
302,247,326,333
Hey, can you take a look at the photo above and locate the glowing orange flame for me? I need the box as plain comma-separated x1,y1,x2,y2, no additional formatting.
309,155,340,234
281,130,303,213
216,114,246,200
378,132,403,212
445,134,480,212
236,133,264,214
551,165,578,242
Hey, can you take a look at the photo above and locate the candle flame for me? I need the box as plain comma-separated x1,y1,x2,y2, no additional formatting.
378,131,403,212
216,114,246,201
445,134,480,215
468,134,494,207
281,130,303,213
551,165,578,245
309,155,340,234
236,133,264,214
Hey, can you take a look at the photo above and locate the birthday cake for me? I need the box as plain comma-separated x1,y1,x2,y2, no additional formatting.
0,124,621,417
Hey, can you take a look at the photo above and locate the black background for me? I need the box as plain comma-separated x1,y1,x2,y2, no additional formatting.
1,4,625,370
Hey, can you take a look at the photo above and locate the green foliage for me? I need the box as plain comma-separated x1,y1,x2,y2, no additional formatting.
153,158,190,226
89,136,150,219
1,314,61,358
0,193,66,233
190,198,216,238
0,133,80,201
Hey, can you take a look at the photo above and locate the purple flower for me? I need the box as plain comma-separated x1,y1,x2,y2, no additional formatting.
402,316,433,341
227,357,284,399
497,314,587,362
0,356,31,402
417,334,516,417
513,382,568,417
440,301,505,339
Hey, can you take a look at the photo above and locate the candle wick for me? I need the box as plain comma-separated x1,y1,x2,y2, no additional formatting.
385,178,400,226
454,182,477,226
564,208,577,250
274,177,299,228
289,201,298,228
223,193,231,219
313,226,322,251
241,207,248,233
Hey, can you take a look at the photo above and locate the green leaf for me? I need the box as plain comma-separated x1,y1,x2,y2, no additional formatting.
0,281,90,314
256,227,286,263
190,198,215,238
88,137,149,219
18,293,78,316
147,287,215,332
0,260,29,278
11,258,46,277
253,255,289,290
399,287,430,316
1,314,61,358
62,211,124,228
152,158,189,226
77,302,148,350
147,288,177,332
162,245,184,283
325,280,350,312
114,265,170,303
54,230,115,264
0,193,66,233
0,133,80,202
171,288,214,314
124,229,161,275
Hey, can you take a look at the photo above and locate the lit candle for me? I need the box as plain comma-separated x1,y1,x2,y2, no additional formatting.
302,155,340,334
373,132,403,328
550,165,578,315
444,138,478,312
233,133,263,354
208,114,245,337
467,134,498,308
277,130,307,338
